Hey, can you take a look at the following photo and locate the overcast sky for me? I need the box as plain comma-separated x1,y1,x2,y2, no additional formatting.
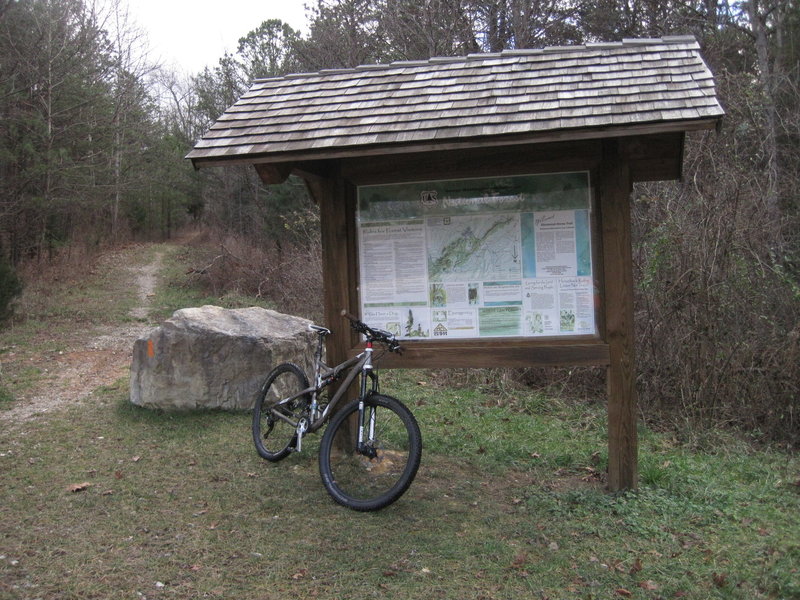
126,0,311,74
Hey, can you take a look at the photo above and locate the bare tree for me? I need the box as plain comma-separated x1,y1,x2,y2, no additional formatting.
380,0,479,60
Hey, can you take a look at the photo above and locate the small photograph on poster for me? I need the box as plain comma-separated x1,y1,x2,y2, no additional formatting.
430,283,447,307
400,307,430,338
479,306,522,337
468,283,480,305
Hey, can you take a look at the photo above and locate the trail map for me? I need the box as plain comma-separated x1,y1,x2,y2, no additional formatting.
427,215,520,283
357,172,596,339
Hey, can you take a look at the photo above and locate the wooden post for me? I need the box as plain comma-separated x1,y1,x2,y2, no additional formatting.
314,170,349,368
314,170,361,424
599,140,639,491
315,172,360,446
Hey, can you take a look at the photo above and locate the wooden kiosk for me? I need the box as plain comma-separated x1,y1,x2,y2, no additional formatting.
188,36,724,490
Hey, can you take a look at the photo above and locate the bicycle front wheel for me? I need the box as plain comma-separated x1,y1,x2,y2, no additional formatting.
319,393,422,511
252,363,310,462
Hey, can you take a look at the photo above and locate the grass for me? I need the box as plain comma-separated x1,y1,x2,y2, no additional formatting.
1,380,798,599
1,237,799,599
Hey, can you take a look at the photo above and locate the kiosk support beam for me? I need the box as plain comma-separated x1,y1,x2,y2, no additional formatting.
599,140,639,491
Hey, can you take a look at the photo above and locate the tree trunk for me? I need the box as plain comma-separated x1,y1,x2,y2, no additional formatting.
747,0,782,243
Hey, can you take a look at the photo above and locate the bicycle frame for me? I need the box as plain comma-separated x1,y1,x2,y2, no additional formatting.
252,313,420,511
267,331,379,451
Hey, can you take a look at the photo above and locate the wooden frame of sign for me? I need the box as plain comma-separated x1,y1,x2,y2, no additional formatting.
272,133,686,491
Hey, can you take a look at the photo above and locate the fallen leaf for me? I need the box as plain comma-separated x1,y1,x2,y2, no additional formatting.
638,580,658,590
114,471,124,479
511,553,528,569
614,589,632,597
382,570,397,577
291,569,308,580
712,572,728,587
630,557,643,574
68,482,92,493
131,456,141,462
101,489,114,496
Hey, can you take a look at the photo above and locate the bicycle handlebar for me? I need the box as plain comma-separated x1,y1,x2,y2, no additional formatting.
340,310,403,354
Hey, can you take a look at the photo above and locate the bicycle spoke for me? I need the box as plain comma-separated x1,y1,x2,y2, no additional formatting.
319,394,421,511
252,363,309,462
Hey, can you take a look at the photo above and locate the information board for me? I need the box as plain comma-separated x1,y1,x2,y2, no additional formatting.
357,172,595,339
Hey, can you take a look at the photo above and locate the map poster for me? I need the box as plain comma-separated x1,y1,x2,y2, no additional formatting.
357,172,596,339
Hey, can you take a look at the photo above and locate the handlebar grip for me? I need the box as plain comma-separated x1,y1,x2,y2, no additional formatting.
340,309,401,353
340,309,359,322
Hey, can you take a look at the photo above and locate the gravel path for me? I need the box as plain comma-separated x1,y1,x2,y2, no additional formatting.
1,249,164,424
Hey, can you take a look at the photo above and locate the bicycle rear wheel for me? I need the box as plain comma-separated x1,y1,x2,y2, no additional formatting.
319,393,421,511
252,363,310,462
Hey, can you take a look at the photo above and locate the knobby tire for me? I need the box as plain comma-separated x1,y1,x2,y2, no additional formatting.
319,393,422,511
252,363,309,462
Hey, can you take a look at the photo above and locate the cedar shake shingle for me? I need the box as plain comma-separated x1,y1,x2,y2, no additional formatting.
188,36,723,166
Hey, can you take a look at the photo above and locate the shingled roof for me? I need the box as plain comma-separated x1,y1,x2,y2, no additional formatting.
188,36,723,167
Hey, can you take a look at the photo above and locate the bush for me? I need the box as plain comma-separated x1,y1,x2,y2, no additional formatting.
187,219,323,323
631,128,800,446
0,258,22,324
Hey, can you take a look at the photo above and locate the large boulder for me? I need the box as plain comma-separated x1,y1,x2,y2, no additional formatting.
130,306,317,410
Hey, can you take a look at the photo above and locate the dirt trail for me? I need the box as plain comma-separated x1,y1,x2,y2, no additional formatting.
1,249,164,424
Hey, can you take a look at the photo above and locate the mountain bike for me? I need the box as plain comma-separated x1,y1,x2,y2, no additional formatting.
252,310,422,511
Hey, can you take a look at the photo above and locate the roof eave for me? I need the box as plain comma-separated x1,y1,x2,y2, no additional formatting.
187,116,722,171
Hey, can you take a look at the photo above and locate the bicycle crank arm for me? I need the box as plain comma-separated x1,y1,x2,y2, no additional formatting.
294,418,309,453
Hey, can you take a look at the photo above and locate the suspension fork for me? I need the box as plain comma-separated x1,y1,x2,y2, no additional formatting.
356,342,379,458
